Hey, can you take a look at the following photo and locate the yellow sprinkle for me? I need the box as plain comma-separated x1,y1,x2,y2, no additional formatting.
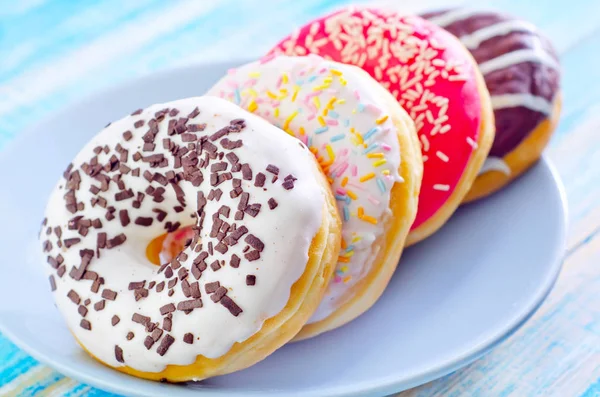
266,90,278,99
327,176,334,184
248,100,258,113
291,86,300,102
331,69,343,76
341,238,347,250
338,256,350,263
279,88,288,95
327,97,337,109
274,107,280,118
341,176,348,187
357,206,364,217
359,173,376,182
247,88,258,97
324,77,333,84
361,215,378,225
339,77,348,86
373,159,387,167
337,98,346,104
341,265,349,272
281,73,289,84
299,126,306,136
355,132,364,145
343,275,352,283
346,190,358,200
326,144,335,160
284,128,295,136
283,110,299,130
313,85,327,92
313,96,321,109
323,108,329,117
376,115,389,124
367,153,385,158
351,236,361,243
318,116,326,127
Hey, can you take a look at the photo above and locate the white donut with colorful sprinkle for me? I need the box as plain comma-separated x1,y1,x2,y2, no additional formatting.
208,54,422,339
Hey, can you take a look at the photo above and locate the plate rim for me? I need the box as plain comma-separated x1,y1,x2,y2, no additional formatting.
0,61,569,397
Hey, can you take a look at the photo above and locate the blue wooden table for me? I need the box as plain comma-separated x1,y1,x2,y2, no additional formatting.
1,0,599,396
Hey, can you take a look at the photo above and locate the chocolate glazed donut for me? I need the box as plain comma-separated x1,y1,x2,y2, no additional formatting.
422,8,562,201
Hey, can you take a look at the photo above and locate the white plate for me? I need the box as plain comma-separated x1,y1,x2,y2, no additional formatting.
0,61,567,396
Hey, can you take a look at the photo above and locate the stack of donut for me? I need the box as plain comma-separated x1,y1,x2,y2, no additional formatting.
39,5,560,382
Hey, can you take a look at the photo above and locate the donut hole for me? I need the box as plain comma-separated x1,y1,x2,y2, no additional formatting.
145,226,195,266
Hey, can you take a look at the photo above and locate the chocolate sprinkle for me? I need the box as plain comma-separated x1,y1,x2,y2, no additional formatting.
157,334,175,356
144,336,155,350
160,303,175,315
132,313,150,325
111,315,120,326
80,319,92,330
268,198,278,209
115,345,124,363
220,296,243,317
94,300,106,311
211,286,227,303
101,289,117,301
205,281,220,293
246,275,256,286
183,333,194,344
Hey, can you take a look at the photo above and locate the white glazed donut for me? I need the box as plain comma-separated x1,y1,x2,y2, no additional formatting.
39,96,341,381
208,55,422,339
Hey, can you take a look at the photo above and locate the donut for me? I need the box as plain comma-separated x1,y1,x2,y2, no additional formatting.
421,8,561,202
268,7,495,245
208,54,422,339
39,96,342,381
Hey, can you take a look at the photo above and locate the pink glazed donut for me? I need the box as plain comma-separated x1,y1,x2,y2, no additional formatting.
269,7,495,245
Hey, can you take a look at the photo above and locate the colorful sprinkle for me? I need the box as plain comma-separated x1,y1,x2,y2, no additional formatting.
376,178,386,193
330,133,345,142
315,126,329,134
359,172,376,182
363,127,379,141
343,206,350,221
376,115,389,124
248,100,258,113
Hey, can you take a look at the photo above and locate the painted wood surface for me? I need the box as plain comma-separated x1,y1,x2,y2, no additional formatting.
0,0,598,396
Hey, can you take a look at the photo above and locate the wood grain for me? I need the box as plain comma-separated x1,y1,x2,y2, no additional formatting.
0,1,599,396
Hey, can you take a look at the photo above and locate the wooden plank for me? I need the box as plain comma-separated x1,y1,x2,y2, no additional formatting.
397,26,600,396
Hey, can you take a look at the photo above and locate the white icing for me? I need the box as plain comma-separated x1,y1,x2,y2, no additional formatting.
459,20,538,49
491,93,554,115
478,156,511,175
426,8,485,27
478,48,560,75
207,55,403,323
41,96,324,372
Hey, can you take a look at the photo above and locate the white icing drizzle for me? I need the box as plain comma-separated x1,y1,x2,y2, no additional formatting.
426,8,485,27
208,55,402,323
478,48,560,75
40,96,324,372
459,20,538,49
478,156,511,175
491,93,554,115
